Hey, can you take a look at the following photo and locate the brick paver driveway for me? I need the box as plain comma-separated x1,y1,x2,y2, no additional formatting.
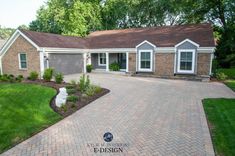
2,73,235,156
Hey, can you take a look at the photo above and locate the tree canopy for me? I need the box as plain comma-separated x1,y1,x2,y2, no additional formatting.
27,0,235,67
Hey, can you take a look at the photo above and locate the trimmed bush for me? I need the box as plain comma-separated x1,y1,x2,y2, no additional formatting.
55,72,64,84
67,95,79,102
86,64,93,73
8,75,15,83
43,68,54,81
67,88,76,95
109,62,120,71
29,71,39,81
85,85,102,96
15,75,24,82
216,72,228,80
0,74,10,82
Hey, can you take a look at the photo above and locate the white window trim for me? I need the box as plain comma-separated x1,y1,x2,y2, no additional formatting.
177,49,195,74
18,53,27,70
138,50,153,72
98,53,106,66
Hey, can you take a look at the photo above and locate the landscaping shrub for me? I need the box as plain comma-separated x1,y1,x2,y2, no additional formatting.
86,64,93,73
70,80,77,85
109,62,120,71
15,75,24,82
67,88,76,95
217,68,235,79
85,85,102,96
0,74,10,82
79,74,90,93
216,72,228,80
43,68,54,81
55,72,64,84
66,85,75,90
9,75,15,83
29,71,39,81
67,95,79,102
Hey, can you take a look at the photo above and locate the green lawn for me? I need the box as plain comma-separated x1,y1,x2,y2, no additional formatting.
225,80,235,92
203,99,235,156
0,83,61,153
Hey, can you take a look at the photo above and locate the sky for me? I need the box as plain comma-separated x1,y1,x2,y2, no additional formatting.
0,0,47,28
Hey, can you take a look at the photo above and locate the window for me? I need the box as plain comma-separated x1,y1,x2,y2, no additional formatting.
139,50,152,71
98,53,106,66
177,49,195,73
18,53,27,69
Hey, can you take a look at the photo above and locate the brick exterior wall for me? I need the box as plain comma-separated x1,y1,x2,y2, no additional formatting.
197,53,211,75
2,35,40,77
128,53,136,72
155,53,174,76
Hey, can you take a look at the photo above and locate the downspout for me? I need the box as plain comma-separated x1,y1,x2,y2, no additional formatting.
174,47,177,75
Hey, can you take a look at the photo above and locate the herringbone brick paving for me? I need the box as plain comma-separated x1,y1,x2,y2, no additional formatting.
2,73,235,156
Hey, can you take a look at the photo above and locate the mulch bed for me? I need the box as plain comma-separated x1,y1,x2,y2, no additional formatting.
23,79,110,117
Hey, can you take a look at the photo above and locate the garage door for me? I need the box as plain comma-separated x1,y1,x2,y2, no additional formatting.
49,54,83,75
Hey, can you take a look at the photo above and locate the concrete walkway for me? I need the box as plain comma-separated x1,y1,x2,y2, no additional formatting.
2,73,235,156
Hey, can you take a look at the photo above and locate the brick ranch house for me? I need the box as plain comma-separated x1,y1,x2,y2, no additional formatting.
0,23,215,78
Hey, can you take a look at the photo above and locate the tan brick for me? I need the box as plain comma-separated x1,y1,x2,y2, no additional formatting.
2,35,40,77
128,53,136,72
155,53,174,76
197,53,211,75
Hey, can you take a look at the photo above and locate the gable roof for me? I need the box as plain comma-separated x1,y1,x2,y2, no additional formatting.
19,29,88,49
87,23,215,48
0,40,6,50
3,23,214,52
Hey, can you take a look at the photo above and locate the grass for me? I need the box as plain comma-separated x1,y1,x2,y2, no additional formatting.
225,80,235,92
0,83,61,153
217,68,235,79
203,99,235,156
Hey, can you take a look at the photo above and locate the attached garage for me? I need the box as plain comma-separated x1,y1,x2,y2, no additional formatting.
48,53,83,75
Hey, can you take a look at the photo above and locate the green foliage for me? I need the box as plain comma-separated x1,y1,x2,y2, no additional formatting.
225,80,235,92
29,0,102,36
216,72,228,81
66,85,75,89
29,71,39,81
55,72,64,84
60,103,67,112
0,83,61,153
15,75,24,82
217,68,235,79
86,64,92,73
109,62,120,71
67,95,79,102
203,98,235,156
70,80,77,85
79,74,90,93
0,25,15,39
43,68,54,81
85,85,102,96
0,74,10,82
66,88,76,95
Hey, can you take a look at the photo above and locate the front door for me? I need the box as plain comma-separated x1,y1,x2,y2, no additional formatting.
118,53,126,69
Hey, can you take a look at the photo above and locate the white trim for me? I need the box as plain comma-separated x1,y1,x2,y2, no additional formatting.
106,52,109,72
98,53,106,66
138,50,153,72
0,30,40,58
174,48,177,73
177,49,195,74
209,53,214,75
39,49,45,78
126,52,129,72
136,40,156,48
175,39,200,48
83,53,87,73
18,53,27,70
0,56,3,74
